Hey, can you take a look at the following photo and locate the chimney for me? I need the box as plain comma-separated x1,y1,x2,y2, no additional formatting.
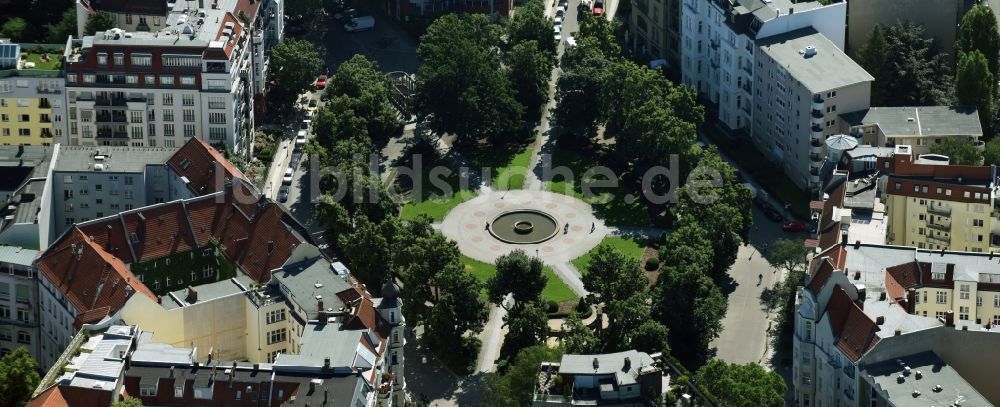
623,357,631,371
905,288,916,313
187,286,198,302
199,0,204,8
169,366,175,378
788,7,793,14
323,357,331,370
945,310,954,326
841,230,849,246
253,363,259,372
894,328,902,336
317,299,325,319
876,316,885,325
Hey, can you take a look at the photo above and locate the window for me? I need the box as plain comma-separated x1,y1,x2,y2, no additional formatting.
84,74,95,83
164,124,175,137
175,383,184,398
183,94,195,106
130,111,143,123
160,75,175,86
97,53,108,65
936,291,948,304
932,272,945,280
208,96,225,109
973,219,984,227
16,331,29,344
16,309,28,322
0,329,9,340
132,54,152,66
959,306,969,321
125,176,134,185
0,306,9,319
266,309,286,324
267,328,287,345
267,350,285,363
163,110,174,122
180,76,196,86
183,110,195,122
995,294,1000,308
140,385,157,396
126,75,138,84
184,124,196,137
162,55,201,67
125,191,134,199
113,53,124,65
236,390,242,400
978,296,983,307
209,112,226,124
960,284,970,300
162,94,174,106
209,127,226,140
18,129,30,137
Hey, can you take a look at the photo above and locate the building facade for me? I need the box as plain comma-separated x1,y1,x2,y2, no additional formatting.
753,29,872,191
0,41,67,147
62,0,284,158
631,0,681,68
0,246,40,361
839,106,983,156
679,0,847,133
880,145,999,253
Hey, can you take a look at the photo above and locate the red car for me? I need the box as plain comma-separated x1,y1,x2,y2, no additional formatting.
314,75,328,89
782,220,808,233
593,4,603,15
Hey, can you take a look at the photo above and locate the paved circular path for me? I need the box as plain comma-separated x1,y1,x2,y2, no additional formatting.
441,189,608,265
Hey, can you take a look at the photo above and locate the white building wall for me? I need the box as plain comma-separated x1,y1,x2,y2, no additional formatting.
36,272,79,369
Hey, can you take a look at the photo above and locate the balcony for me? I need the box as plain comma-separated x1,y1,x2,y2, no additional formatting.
96,130,128,139
95,97,126,107
741,82,752,95
710,38,720,49
38,100,51,109
95,114,126,123
927,234,950,246
811,109,824,119
928,205,952,216
927,219,951,231
811,99,823,112
810,139,824,154
36,87,62,94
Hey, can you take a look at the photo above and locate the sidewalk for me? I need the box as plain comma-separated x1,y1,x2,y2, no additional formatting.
262,139,293,199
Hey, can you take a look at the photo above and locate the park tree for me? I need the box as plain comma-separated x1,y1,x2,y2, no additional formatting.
554,37,614,143
111,398,145,407
603,294,652,352
84,11,117,35
930,137,984,165
0,348,41,406
652,264,728,366
506,40,555,122
629,321,670,355
488,250,547,313
577,13,623,58
269,39,323,106
45,8,77,43
30,0,74,30
314,195,352,243
954,50,995,131
1,18,29,41
284,0,323,18
661,219,713,271
338,214,394,288
325,55,403,148
696,360,786,407
501,302,549,358
422,262,489,367
561,311,599,353
985,137,1000,165
957,5,1000,86
506,0,557,56
860,23,953,106
414,14,523,145
582,244,646,322
484,345,563,407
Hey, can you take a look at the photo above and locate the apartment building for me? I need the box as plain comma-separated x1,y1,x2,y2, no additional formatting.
793,175,1000,406
840,106,983,156
62,0,284,157
0,246,40,361
679,0,846,133
28,325,382,406
879,145,999,253
631,0,681,68
753,29,872,191
533,350,662,406
0,41,68,146
0,145,56,250
75,0,171,37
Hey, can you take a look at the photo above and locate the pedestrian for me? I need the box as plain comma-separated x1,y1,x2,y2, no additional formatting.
485,221,490,230
757,273,763,286
590,222,595,233
564,223,569,234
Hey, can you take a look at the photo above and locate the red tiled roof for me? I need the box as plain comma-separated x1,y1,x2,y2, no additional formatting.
78,218,134,264
885,261,922,301
338,288,391,339
166,138,245,197
826,287,880,361
36,229,156,326
26,385,113,407
807,257,836,293
73,306,112,329
121,204,198,263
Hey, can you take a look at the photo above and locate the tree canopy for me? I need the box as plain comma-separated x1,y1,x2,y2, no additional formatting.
0,348,41,407
696,360,786,407
111,398,146,407
954,50,995,132
958,5,1000,84
324,55,403,148
269,39,323,106
84,11,117,35
581,244,646,307
857,23,952,106
768,238,805,274
484,345,563,407
45,8,77,43
929,137,984,165
488,249,547,313
985,137,1000,165
652,264,727,366
1,18,30,41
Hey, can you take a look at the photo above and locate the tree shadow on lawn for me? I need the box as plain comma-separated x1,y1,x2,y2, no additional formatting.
403,329,488,406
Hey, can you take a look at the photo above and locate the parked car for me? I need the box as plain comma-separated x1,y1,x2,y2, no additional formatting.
295,131,308,149
278,186,290,203
307,99,318,112
301,119,311,130
554,25,562,41
345,16,375,32
314,75,327,90
282,168,294,185
593,0,604,15
760,204,784,222
782,220,808,233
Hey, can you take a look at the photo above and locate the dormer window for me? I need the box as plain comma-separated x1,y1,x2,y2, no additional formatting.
932,272,945,280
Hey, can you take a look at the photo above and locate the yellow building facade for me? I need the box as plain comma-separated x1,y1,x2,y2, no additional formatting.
0,48,67,147
885,192,998,253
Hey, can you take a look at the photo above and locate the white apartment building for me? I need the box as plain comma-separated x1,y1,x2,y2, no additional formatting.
753,29,872,191
0,246,40,361
62,0,283,158
679,0,846,134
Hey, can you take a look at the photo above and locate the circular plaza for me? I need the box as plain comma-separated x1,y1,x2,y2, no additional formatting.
440,189,608,264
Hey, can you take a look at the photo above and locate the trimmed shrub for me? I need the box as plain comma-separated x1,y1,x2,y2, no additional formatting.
645,257,660,271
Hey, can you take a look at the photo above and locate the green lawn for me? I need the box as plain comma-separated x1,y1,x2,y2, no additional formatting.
130,245,238,296
397,150,478,221
401,190,476,221
544,149,651,226
461,255,578,303
23,52,62,70
571,236,645,273
492,148,533,190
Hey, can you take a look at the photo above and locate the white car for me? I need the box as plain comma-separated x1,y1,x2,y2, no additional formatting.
556,8,564,17
554,16,563,25
557,5,566,14
555,32,562,42
295,130,308,148
554,24,562,33
282,168,294,185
